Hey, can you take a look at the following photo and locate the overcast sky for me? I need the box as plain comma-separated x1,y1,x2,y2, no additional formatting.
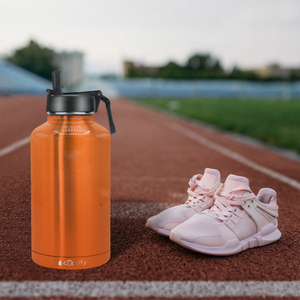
1,0,299,74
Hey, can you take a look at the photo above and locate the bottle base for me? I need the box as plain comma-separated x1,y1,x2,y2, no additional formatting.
32,250,110,269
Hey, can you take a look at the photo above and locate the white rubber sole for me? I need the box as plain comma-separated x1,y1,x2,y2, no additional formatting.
145,218,170,237
170,223,281,256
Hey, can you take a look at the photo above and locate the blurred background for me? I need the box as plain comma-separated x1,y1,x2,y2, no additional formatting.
0,0,299,154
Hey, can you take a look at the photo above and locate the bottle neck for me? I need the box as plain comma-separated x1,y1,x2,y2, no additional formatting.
47,112,94,116
47,115,95,125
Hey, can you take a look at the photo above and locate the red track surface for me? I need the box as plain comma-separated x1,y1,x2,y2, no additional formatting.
0,95,300,284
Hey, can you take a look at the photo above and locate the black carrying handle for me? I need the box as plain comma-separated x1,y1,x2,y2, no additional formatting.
100,95,116,135
66,90,116,135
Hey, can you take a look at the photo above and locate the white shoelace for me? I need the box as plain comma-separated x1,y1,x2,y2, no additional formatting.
185,174,215,208
206,185,255,221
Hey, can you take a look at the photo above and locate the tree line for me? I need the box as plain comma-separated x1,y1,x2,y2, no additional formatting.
3,40,300,81
126,54,300,81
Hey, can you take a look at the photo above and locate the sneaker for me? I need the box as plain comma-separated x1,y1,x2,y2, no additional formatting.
145,168,222,236
170,174,281,255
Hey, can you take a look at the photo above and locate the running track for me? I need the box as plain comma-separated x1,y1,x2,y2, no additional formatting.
0,95,300,299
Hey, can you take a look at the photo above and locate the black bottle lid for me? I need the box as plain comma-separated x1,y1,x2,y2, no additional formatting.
46,71,116,134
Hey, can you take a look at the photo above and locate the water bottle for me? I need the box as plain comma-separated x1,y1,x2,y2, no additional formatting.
31,71,116,269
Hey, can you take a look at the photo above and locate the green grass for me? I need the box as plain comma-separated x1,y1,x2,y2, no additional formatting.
133,98,300,154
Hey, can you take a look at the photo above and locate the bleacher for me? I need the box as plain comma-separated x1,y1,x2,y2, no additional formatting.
0,59,50,95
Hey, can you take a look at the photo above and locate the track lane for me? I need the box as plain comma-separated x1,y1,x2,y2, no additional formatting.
0,95,46,149
145,105,300,182
0,96,299,284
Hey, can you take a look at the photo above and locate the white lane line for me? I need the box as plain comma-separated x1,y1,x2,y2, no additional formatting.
113,176,188,182
166,122,300,191
111,202,174,219
0,136,30,158
1,281,299,297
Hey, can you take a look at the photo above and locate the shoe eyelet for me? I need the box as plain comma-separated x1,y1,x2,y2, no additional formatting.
248,205,250,208
251,200,254,203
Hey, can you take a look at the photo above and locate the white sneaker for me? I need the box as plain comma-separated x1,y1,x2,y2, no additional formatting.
170,174,281,255
145,168,222,236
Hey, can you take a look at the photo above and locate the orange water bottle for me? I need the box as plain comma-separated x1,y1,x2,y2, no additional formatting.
30,71,116,269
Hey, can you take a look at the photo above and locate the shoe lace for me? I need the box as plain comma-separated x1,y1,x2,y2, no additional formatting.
185,174,215,207
207,185,255,221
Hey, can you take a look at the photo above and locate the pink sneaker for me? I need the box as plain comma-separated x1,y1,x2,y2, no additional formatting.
170,174,281,255
145,168,222,236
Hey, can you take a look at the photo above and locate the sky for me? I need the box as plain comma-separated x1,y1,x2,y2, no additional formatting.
1,0,300,75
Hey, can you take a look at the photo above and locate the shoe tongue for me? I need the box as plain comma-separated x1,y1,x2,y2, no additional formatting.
223,174,249,194
196,168,220,191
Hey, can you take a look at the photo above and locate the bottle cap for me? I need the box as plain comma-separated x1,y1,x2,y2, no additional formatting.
46,71,116,134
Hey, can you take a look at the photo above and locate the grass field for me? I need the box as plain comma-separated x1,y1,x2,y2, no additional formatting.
133,98,300,155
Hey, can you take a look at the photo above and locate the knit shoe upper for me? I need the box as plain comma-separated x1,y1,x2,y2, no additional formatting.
170,174,281,255
145,168,222,236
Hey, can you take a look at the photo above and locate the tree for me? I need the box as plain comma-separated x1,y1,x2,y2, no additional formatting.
185,53,223,72
158,61,183,79
6,40,58,80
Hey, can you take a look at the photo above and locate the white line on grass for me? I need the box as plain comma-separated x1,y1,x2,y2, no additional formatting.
166,122,300,191
1,281,299,298
0,136,30,158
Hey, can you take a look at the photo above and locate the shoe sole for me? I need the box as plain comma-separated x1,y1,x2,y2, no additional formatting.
145,218,170,237
170,223,281,256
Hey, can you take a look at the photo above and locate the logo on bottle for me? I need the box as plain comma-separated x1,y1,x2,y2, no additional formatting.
58,259,87,266
54,129,91,136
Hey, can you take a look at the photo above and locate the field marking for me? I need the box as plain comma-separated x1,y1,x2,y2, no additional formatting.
0,136,30,158
166,122,300,191
1,281,300,298
113,176,188,182
111,201,172,219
